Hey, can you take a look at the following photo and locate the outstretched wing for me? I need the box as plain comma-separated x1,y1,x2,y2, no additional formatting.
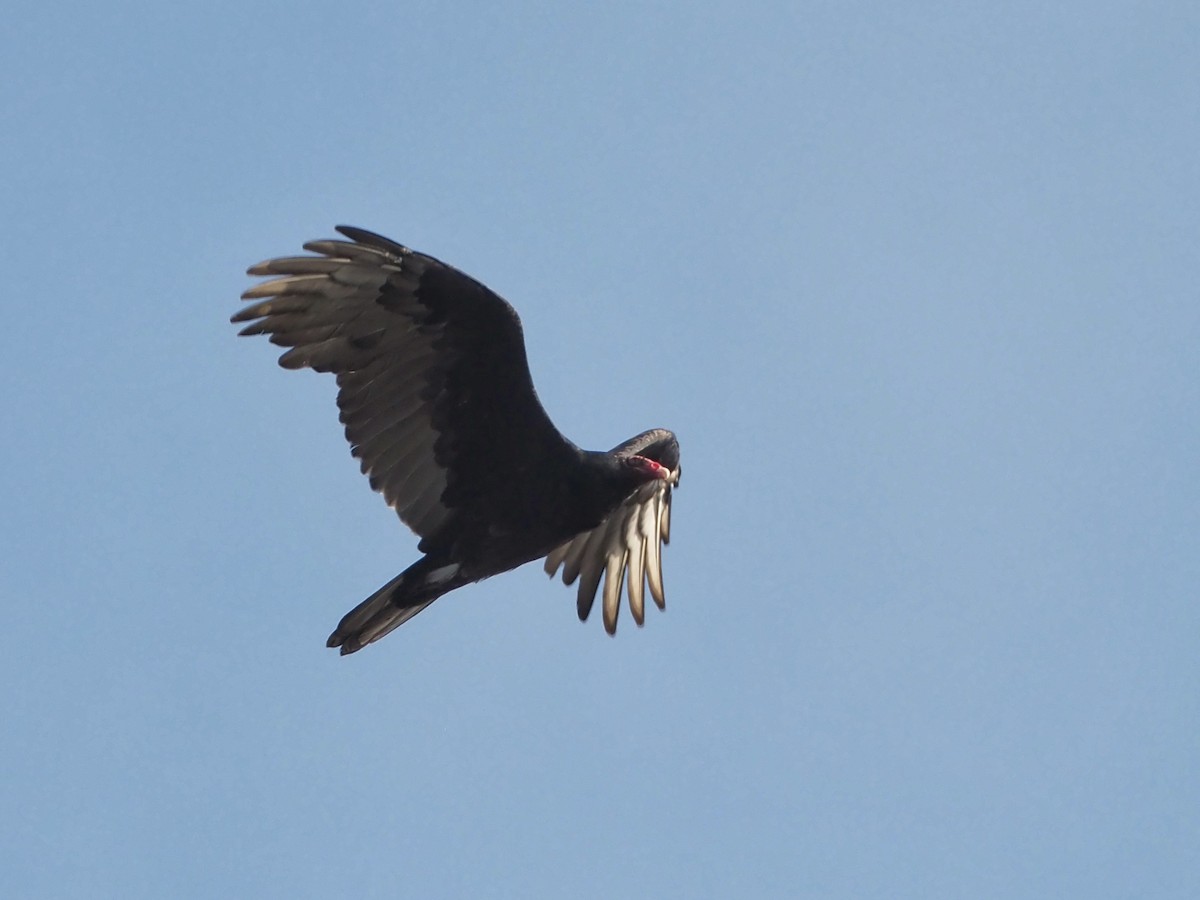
233,226,578,551
544,429,681,634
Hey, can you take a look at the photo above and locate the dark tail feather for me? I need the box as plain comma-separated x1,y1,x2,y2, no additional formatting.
326,560,464,655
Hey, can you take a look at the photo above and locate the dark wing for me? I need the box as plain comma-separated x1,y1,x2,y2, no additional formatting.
233,226,578,551
544,429,681,634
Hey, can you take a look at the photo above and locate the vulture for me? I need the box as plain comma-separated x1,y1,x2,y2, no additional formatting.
233,226,681,654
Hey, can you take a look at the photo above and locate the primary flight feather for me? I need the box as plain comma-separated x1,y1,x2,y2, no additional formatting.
234,226,681,654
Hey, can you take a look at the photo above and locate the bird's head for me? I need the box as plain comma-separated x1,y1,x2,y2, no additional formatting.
622,454,672,483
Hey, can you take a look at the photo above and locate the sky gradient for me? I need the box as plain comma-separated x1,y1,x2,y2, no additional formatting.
2,2,1197,897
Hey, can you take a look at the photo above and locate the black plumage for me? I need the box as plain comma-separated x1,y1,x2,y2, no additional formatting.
234,226,681,653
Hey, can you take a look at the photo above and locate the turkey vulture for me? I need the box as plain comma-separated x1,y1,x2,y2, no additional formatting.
234,226,680,654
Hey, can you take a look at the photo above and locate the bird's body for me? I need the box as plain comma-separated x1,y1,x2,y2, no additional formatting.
234,227,680,653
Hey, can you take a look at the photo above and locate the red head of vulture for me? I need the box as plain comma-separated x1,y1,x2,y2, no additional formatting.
233,226,681,654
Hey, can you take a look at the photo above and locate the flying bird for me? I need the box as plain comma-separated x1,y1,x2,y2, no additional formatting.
233,226,681,654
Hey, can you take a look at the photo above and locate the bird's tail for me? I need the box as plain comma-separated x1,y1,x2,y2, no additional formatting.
326,559,466,655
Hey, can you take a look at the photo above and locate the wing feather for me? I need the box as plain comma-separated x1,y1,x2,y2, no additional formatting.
573,519,616,623
601,543,627,635
544,468,678,632
234,226,577,545
660,489,672,544
543,541,571,575
625,509,646,626
645,490,666,610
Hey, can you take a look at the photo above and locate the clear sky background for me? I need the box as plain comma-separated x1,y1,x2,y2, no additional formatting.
2,2,1197,898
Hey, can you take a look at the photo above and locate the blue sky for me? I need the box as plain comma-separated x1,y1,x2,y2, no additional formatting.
2,2,1197,897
